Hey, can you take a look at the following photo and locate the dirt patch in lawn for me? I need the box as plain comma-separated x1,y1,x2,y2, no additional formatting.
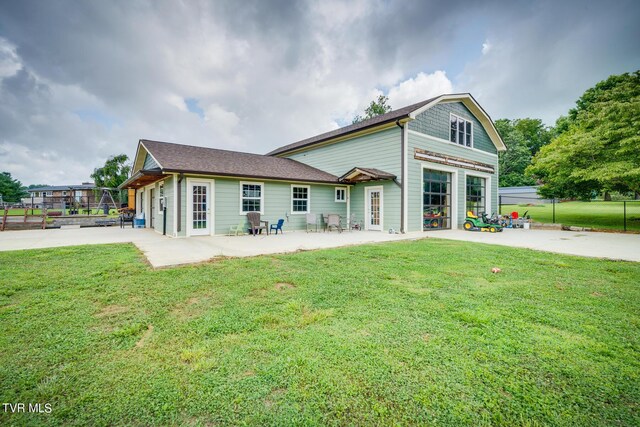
171,293,216,320
135,324,154,348
95,305,128,318
264,388,286,408
274,282,295,291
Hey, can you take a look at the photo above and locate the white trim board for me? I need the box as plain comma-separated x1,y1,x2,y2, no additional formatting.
138,141,164,169
408,130,498,158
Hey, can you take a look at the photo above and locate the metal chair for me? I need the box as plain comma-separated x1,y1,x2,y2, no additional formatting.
327,214,343,233
119,210,135,228
306,213,318,232
348,214,362,231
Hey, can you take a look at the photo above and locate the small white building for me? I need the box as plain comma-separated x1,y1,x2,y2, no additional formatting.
498,186,551,205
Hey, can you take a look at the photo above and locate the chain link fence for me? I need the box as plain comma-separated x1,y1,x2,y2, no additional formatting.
499,195,640,232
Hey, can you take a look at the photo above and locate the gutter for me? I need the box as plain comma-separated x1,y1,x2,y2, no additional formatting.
160,169,349,186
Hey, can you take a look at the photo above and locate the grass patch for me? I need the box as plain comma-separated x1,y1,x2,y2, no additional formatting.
502,201,640,231
0,241,638,425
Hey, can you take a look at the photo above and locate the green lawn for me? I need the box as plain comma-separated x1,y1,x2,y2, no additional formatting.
501,201,640,232
1,241,638,426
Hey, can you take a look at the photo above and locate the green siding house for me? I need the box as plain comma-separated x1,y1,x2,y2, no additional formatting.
121,93,505,237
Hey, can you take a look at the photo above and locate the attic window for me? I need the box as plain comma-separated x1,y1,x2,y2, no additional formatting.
450,114,473,147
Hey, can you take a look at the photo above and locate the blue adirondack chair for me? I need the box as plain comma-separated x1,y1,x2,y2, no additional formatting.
270,219,285,235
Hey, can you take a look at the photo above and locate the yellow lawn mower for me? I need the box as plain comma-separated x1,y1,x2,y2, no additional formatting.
463,211,503,233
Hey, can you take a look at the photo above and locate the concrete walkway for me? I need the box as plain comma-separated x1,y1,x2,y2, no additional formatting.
430,228,640,262
0,226,638,267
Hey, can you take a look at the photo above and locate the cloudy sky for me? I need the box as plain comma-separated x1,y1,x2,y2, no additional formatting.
0,0,638,185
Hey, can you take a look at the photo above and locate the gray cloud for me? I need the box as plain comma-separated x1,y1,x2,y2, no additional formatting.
0,0,637,185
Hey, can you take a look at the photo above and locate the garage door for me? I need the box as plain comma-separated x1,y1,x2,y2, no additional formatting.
423,169,451,230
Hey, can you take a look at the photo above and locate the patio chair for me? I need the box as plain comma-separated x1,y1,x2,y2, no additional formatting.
228,219,246,236
348,214,362,231
306,213,318,232
119,210,135,228
270,219,285,235
326,214,343,233
247,211,268,235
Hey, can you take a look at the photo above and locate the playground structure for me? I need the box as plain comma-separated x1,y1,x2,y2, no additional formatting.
21,188,132,215
1,189,135,231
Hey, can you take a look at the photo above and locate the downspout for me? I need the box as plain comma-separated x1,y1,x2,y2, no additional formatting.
177,173,184,233
395,120,406,233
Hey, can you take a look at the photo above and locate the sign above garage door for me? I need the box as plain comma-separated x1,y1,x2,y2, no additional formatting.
414,148,495,174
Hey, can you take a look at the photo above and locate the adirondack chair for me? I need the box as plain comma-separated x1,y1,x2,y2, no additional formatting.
247,212,268,235
270,219,285,235
228,219,246,236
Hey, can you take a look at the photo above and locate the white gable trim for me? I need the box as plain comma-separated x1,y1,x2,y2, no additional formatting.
137,141,164,170
408,94,507,152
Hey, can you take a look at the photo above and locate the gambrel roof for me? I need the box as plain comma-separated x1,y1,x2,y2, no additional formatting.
267,93,506,156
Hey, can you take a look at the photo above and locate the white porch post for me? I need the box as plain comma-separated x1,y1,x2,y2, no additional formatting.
347,186,351,228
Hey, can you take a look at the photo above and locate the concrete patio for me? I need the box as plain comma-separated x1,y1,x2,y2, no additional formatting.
0,226,638,267
0,227,426,267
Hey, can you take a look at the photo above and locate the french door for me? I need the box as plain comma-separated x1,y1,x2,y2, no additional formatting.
188,180,212,236
365,186,383,231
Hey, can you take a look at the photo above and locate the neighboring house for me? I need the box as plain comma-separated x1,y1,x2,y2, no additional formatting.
498,186,551,205
120,93,506,237
23,183,97,208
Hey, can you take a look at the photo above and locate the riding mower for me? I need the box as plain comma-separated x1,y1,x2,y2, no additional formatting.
463,211,503,233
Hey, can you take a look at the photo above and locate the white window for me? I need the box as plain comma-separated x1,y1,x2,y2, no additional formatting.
291,185,310,214
158,182,165,213
62,191,67,196
335,187,346,202
240,182,264,214
450,114,473,147
45,191,53,196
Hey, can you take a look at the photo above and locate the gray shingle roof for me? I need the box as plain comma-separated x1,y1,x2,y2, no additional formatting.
339,167,397,182
267,96,440,156
28,183,96,192
140,140,340,184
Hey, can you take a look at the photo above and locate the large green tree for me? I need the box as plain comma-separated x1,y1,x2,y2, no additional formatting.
0,172,28,203
527,71,640,198
495,118,553,187
91,154,131,202
91,154,131,189
352,95,392,124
